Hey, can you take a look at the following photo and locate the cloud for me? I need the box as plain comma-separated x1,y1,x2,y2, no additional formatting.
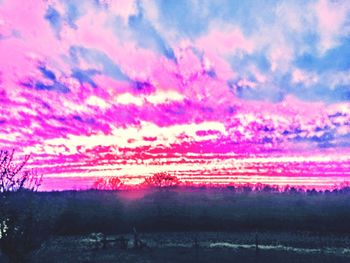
291,69,318,86
315,0,350,53
196,27,254,55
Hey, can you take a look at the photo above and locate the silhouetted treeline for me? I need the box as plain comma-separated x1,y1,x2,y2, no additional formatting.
92,172,350,194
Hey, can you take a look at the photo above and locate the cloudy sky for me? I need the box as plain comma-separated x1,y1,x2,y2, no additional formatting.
1,0,350,190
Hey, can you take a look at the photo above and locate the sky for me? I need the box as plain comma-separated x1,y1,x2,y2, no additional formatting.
1,0,350,190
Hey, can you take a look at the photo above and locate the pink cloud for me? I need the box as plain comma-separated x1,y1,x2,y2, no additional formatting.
315,0,350,52
196,28,254,55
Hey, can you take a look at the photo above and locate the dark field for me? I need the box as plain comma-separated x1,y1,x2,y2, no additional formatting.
2,187,350,262
31,232,350,263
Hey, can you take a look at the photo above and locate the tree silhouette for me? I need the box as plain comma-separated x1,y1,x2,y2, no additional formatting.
0,150,42,193
143,172,180,189
0,149,44,263
92,176,123,190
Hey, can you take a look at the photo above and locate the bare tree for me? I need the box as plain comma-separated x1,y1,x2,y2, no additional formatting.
0,149,44,263
92,176,123,191
143,172,180,189
0,150,42,193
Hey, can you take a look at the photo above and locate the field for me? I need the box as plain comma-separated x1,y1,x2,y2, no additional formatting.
2,187,350,262
30,232,350,263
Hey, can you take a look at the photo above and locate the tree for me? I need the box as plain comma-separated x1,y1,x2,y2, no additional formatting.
0,149,44,263
143,172,180,189
0,150,42,193
92,176,123,190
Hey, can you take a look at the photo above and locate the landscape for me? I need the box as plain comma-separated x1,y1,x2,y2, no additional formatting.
1,0,350,262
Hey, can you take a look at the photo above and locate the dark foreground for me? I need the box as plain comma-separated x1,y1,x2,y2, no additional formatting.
19,232,350,263
3,187,350,262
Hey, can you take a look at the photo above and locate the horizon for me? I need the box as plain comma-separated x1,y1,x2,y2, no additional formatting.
1,0,350,191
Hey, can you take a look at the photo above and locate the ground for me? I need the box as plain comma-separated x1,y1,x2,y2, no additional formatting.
3,189,350,262
28,231,350,263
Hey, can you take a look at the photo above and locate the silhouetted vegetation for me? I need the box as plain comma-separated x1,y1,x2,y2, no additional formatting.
92,176,123,190
142,172,180,189
0,149,50,263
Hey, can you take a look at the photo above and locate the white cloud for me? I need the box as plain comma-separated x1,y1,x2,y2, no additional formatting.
44,121,227,153
86,95,110,109
115,93,144,106
115,90,184,106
